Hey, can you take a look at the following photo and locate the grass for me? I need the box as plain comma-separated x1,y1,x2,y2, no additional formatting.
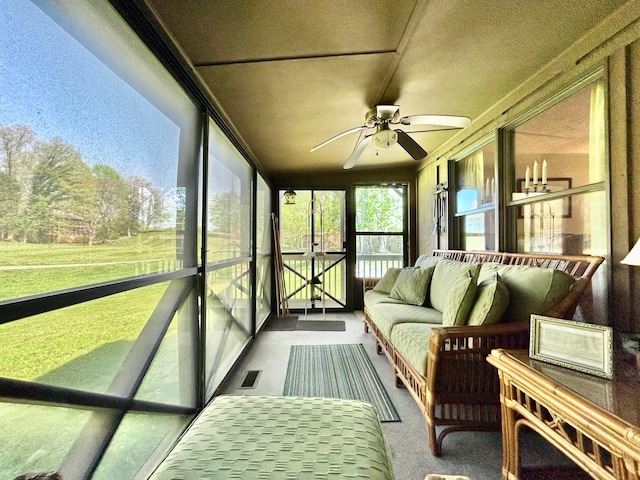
0,231,255,476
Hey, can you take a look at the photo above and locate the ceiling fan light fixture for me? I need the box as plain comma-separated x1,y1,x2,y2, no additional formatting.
372,128,398,150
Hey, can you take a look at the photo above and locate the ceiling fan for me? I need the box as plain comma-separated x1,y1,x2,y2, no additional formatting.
311,105,471,169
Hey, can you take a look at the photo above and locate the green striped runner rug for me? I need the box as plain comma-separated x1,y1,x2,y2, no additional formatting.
283,343,400,422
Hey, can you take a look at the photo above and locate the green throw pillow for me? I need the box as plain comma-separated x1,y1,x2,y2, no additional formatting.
430,259,481,312
389,267,434,306
442,268,479,326
478,263,575,323
373,267,402,294
466,273,510,326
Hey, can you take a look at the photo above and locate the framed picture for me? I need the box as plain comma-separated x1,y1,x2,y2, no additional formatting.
529,315,613,379
516,177,572,218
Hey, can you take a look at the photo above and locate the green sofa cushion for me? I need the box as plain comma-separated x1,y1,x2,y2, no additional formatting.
478,263,576,323
373,267,402,294
429,259,480,312
390,323,433,377
371,303,442,339
389,267,434,306
466,273,510,326
363,290,405,310
442,268,479,326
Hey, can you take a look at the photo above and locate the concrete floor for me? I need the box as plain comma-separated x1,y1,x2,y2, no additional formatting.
223,311,570,480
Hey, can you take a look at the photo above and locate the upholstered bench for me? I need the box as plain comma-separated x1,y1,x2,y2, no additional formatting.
148,395,395,479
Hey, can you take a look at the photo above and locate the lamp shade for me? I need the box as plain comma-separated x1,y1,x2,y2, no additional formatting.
372,128,398,150
622,238,640,266
283,187,296,205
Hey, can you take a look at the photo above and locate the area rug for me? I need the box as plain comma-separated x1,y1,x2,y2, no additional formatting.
283,343,400,422
263,315,345,331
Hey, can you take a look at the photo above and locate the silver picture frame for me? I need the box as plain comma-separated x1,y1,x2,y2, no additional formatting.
529,315,613,379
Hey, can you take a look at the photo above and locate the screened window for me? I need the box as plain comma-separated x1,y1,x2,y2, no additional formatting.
0,0,203,477
355,185,407,277
0,0,200,301
204,119,253,396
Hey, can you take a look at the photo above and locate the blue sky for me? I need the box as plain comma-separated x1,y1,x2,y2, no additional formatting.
0,0,181,191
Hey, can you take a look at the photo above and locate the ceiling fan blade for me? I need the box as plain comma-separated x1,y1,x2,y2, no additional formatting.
396,129,427,160
343,135,372,169
310,125,369,152
398,114,471,128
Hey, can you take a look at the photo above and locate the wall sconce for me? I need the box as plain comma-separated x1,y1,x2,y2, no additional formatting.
622,238,640,266
284,187,297,205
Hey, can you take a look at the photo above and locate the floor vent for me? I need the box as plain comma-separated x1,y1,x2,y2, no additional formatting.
239,370,261,389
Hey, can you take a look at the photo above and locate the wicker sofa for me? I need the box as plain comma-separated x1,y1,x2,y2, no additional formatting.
363,249,604,456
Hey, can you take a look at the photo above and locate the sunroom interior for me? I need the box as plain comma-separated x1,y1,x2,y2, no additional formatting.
2,0,640,479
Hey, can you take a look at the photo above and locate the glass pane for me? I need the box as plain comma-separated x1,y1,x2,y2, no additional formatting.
456,141,496,212
0,282,168,393
134,290,198,408
0,0,200,301
515,190,607,322
355,186,404,232
512,77,606,196
256,255,272,329
313,191,346,252
0,402,92,478
255,175,272,329
93,412,190,480
515,191,607,256
460,211,496,251
256,175,271,255
279,190,312,252
207,122,252,262
205,263,251,398
356,235,404,277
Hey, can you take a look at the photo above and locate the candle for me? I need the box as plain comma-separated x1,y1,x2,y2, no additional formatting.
491,178,495,200
542,160,547,185
532,161,538,185
525,166,530,190
485,179,490,201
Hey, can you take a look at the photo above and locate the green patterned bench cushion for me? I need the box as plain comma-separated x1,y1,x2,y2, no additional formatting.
148,395,395,480
372,302,442,338
364,289,405,310
390,323,434,377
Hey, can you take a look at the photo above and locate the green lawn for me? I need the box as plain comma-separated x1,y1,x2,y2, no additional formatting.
0,231,180,382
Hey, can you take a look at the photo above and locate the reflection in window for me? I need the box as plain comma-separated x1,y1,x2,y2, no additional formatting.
461,211,495,251
516,191,608,322
92,412,190,480
255,175,272,329
512,76,606,194
0,402,92,477
207,122,252,262
456,142,496,212
453,139,496,250
511,74,607,258
205,263,252,397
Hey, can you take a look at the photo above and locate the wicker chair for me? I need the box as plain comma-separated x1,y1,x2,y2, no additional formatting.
363,250,605,456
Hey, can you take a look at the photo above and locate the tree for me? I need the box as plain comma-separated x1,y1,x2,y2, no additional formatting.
355,187,404,254
29,137,98,243
126,176,167,235
93,164,129,242
0,125,37,240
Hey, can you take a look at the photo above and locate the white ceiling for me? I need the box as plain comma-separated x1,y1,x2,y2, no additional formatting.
147,0,629,177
